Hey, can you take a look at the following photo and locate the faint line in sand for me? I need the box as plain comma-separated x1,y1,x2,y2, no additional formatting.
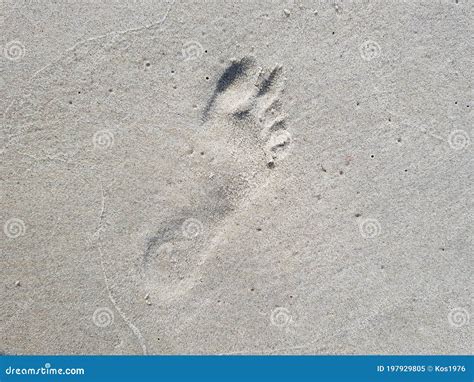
29,0,176,83
95,184,148,355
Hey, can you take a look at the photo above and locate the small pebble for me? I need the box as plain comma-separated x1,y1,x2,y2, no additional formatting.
283,9,291,17
144,293,152,305
15,280,21,287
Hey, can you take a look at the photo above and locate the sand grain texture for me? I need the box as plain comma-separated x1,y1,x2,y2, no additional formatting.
1,0,472,354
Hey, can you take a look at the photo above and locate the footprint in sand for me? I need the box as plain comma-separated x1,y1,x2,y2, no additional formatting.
143,56,292,300
2,32,292,352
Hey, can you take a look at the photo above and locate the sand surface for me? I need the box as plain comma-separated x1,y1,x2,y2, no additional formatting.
1,0,472,354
